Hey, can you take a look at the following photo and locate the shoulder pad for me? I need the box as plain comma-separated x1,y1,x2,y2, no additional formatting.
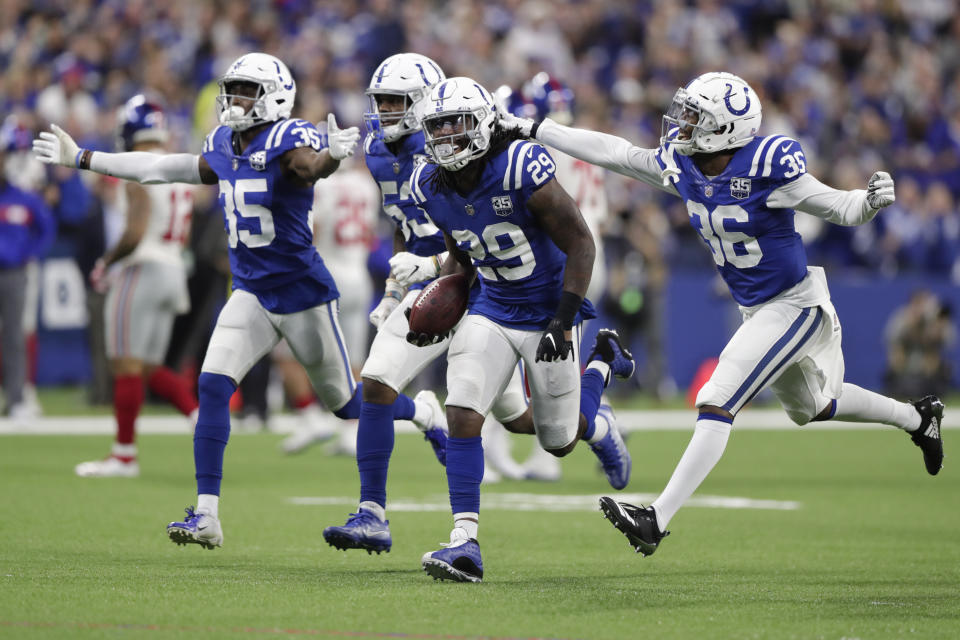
503,140,556,191
364,132,376,155
409,161,433,205
202,126,225,154
263,119,324,153
745,135,806,180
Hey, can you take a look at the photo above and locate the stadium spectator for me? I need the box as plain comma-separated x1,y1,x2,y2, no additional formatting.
884,290,955,398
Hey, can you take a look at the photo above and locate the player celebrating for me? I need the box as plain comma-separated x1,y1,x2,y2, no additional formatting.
33,52,431,550
408,77,635,583
502,71,945,557
74,95,200,478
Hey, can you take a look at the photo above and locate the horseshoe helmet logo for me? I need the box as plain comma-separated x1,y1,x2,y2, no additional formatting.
723,83,751,116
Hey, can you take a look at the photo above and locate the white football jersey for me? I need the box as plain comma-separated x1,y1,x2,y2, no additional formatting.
311,167,379,272
115,181,194,267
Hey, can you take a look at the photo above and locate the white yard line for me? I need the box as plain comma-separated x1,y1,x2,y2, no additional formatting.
1,409,955,435
287,492,801,512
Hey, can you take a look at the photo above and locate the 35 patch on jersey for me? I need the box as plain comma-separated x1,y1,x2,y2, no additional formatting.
730,177,751,199
492,195,513,217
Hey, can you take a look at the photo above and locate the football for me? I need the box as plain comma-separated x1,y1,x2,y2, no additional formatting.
407,272,470,335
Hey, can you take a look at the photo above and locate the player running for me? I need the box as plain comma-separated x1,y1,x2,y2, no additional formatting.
501,70,945,557
408,77,636,583
34,52,436,550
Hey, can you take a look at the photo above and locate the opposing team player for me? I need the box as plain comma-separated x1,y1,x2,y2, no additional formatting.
74,95,199,478
408,77,635,583
502,71,945,557
34,53,435,549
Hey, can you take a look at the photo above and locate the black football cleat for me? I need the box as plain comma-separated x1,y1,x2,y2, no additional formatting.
588,329,636,381
910,395,944,476
599,497,668,557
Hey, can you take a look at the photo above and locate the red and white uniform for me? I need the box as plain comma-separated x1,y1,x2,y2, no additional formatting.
552,152,608,302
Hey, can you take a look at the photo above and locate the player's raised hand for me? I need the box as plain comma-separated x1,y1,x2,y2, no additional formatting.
32,124,81,167
389,252,440,287
535,319,573,363
866,171,895,209
326,114,360,160
498,110,535,138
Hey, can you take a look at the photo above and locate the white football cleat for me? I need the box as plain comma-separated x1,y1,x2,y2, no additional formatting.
521,444,562,482
167,506,223,549
280,404,337,454
75,455,140,478
412,389,447,433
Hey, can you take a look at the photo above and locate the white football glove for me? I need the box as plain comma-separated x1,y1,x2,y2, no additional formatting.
32,124,81,167
866,171,895,209
368,295,400,329
389,252,441,288
497,111,536,138
326,113,360,160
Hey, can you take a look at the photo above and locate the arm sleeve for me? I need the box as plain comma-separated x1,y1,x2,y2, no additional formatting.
535,118,679,195
766,173,879,226
89,151,203,185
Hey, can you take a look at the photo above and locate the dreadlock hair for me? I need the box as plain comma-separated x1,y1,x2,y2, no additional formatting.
428,125,528,193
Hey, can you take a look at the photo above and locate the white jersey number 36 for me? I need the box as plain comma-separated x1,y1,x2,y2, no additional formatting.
687,202,763,269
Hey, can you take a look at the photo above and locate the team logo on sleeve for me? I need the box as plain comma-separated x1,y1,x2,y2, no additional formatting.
249,151,267,171
491,195,513,217
730,177,751,199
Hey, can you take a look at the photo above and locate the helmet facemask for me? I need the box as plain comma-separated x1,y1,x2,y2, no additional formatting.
216,78,274,132
422,111,491,171
660,88,722,156
364,87,427,142
660,73,761,155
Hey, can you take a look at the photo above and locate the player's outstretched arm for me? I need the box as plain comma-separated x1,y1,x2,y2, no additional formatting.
767,171,896,226
32,124,215,185
499,114,675,194
283,114,360,184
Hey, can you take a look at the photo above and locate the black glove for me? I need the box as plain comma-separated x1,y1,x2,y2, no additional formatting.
535,318,573,362
404,307,449,347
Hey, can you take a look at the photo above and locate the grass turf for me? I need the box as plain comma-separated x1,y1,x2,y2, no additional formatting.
0,426,957,639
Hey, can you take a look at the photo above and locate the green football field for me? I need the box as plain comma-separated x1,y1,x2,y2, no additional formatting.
1,420,957,639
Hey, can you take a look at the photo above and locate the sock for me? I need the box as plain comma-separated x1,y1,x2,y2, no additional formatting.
651,413,732,530
580,368,606,442
197,494,219,518
393,392,416,422
293,394,315,411
454,513,479,540
113,375,144,447
832,383,921,431
359,500,385,521
333,386,362,419
194,372,236,497
357,401,395,507
447,436,484,516
111,442,137,462
586,360,611,387
147,366,199,416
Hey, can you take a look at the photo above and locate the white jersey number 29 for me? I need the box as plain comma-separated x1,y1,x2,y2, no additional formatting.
687,202,763,269
451,222,536,281
220,178,275,248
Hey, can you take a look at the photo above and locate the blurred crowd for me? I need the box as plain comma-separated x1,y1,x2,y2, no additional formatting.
1,0,958,412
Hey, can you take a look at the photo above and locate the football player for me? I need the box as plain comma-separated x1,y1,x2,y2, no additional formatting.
73,95,200,478
33,52,432,550
502,71,946,557
408,77,635,583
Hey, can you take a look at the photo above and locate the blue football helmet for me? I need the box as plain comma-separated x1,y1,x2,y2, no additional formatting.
116,94,169,152
502,72,575,125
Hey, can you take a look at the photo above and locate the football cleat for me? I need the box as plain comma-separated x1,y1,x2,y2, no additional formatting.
74,455,139,478
589,405,631,490
521,445,562,482
414,390,449,466
421,528,483,583
599,497,668,557
323,509,392,554
910,395,944,476
167,506,223,550
280,405,338,454
588,329,636,381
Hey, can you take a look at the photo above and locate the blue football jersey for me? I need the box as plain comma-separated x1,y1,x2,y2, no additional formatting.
656,135,810,306
364,131,446,257
202,119,339,313
411,140,596,330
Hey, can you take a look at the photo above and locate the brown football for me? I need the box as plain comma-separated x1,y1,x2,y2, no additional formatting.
407,272,470,335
